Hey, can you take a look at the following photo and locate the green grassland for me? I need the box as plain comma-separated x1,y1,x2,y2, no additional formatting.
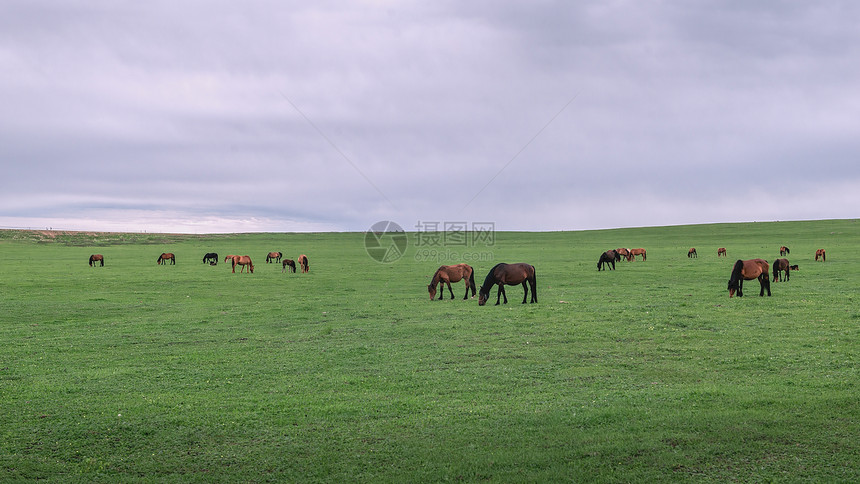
1,220,858,482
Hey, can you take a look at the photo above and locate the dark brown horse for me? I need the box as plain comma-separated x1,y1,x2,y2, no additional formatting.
282,259,296,273
202,253,218,265
597,250,618,271
727,259,771,297
815,249,826,262
615,248,632,262
630,248,647,261
688,248,697,258
428,263,476,300
790,265,799,271
228,255,254,273
157,253,175,265
478,263,537,306
88,254,104,267
780,246,790,256
298,254,309,273
772,258,791,282
717,248,727,257
266,251,282,263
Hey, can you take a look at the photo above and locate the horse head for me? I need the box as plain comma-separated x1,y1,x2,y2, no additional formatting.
428,284,437,300
478,288,489,306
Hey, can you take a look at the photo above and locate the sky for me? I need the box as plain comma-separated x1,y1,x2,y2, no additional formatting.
1,1,859,233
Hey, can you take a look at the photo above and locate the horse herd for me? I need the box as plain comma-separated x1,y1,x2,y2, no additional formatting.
88,252,310,274
428,245,828,305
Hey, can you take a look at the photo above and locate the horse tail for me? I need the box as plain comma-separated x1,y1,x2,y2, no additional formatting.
469,266,476,295
89,256,93,267
786,247,790,254
531,265,538,303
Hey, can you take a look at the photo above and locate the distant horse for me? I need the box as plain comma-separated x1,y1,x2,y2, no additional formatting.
790,265,799,271
717,248,727,257
630,248,647,261
688,248,697,258
815,249,826,262
266,252,282,264
615,248,632,262
88,254,104,267
597,250,618,271
727,259,771,297
478,262,537,306
202,253,218,265
772,258,791,282
780,246,790,256
298,254,309,273
428,263,476,300
282,259,296,273
157,253,176,265
228,255,254,273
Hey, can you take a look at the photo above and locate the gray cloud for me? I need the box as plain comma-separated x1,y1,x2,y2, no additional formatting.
1,1,858,233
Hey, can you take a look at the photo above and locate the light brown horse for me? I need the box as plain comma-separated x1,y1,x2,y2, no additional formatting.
224,255,239,271
727,259,771,297
779,246,790,256
282,259,296,273
688,248,697,258
478,263,537,306
428,263,476,300
157,253,175,265
815,249,826,262
772,258,791,282
266,251,282,263
717,248,727,257
615,248,632,262
630,248,647,261
229,255,254,273
88,254,104,267
298,254,309,273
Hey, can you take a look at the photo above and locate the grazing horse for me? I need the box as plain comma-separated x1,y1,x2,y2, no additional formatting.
815,249,826,262
202,253,218,265
478,263,537,306
88,254,104,267
615,248,632,262
428,263,477,300
597,250,618,271
717,248,727,257
157,253,176,265
688,248,697,258
727,259,771,297
630,248,647,261
298,254,309,273
789,265,799,271
780,246,790,256
772,258,791,282
227,255,254,273
282,259,296,273
266,252,282,263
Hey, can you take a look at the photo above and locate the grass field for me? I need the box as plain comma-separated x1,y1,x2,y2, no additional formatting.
1,219,858,482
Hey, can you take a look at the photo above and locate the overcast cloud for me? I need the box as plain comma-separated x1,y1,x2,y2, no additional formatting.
2,1,858,233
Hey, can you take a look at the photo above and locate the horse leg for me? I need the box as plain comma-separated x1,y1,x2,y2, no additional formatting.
462,281,470,300
446,282,454,300
521,281,528,304
530,277,537,303
737,279,744,297
763,274,771,296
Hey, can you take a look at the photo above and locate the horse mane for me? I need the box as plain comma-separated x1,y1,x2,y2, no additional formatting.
480,263,504,294
728,259,744,288
429,268,443,288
